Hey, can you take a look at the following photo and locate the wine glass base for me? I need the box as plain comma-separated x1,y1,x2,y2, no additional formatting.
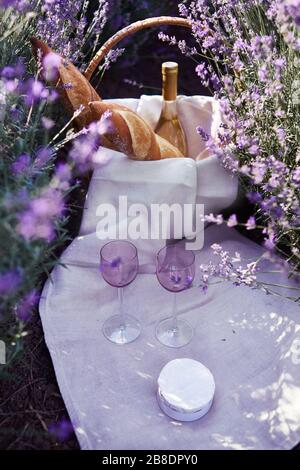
102,314,141,344
156,317,193,348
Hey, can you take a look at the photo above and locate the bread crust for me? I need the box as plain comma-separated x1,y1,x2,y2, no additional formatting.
89,101,183,160
30,37,101,128
30,38,184,160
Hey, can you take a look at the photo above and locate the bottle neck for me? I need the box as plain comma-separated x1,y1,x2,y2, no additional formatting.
161,99,178,119
162,69,178,102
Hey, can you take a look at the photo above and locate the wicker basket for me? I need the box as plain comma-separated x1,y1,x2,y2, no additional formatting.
84,16,191,81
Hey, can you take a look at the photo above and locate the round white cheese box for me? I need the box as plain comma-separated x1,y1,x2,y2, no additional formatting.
157,358,215,422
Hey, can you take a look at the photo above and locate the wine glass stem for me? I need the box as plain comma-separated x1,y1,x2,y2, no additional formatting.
172,293,178,333
118,287,125,330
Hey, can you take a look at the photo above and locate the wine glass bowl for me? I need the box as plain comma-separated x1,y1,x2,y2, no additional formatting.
156,244,195,348
100,240,140,345
100,240,138,287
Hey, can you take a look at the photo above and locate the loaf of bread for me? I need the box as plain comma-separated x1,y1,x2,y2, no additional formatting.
31,38,183,159
89,101,183,160
30,37,101,128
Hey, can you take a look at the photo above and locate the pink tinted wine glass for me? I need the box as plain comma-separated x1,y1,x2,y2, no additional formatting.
100,240,140,344
156,244,195,348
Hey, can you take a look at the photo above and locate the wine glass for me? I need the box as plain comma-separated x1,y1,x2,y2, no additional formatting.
156,243,195,348
100,240,140,344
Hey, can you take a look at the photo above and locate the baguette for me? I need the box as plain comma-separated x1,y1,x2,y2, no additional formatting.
89,101,184,160
30,37,101,128
31,38,184,159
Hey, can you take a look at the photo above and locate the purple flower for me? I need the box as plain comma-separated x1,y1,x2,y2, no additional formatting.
41,116,55,130
249,144,260,156
292,166,300,185
227,214,238,227
15,290,39,322
171,272,182,285
103,48,125,71
17,189,64,241
1,60,24,79
200,244,258,290
69,115,112,172
34,147,52,170
0,0,29,11
55,163,72,183
250,162,267,184
195,63,211,87
2,78,18,94
1,66,15,79
23,79,48,106
36,0,109,63
196,126,209,142
43,52,62,81
0,269,22,296
48,418,74,442
258,65,269,82
11,154,31,176
246,216,256,230
264,236,276,251
179,0,300,292
276,127,286,143
247,191,262,204
111,257,122,268
203,213,224,225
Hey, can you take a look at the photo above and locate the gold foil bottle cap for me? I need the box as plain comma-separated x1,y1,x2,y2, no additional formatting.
162,62,178,74
162,61,178,101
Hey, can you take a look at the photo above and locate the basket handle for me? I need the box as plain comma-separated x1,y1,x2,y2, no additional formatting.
84,16,192,81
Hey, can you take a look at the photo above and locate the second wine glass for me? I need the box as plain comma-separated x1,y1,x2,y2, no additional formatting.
156,243,195,348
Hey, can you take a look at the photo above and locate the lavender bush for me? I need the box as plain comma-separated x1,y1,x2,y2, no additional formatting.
0,0,181,375
0,0,112,367
161,0,300,302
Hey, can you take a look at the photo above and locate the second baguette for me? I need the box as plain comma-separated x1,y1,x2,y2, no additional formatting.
89,101,184,160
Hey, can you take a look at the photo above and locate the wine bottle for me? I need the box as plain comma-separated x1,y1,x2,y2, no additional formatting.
155,62,187,156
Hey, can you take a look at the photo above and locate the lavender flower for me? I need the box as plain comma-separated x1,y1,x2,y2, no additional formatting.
48,418,74,442
11,154,31,176
203,213,224,225
227,214,238,228
41,116,54,130
0,0,29,11
36,1,109,63
34,147,53,170
42,52,61,81
196,126,209,142
102,48,125,71
199,243,259,290
0,269,22,296
69,111,113,172
23,79,49,106
246,216,256,231
15,290,39,322
176,0,300,299
17,188,64,241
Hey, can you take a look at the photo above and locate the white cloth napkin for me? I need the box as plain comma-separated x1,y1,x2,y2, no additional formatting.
137,95,238,213
80,96,238,251
39,97,300,450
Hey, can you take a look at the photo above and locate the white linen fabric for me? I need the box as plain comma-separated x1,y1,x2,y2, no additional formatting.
39,97,300,450
138,95,238,213
80,96,237,265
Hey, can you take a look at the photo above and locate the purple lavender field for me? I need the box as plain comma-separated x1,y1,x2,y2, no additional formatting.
0,0,299,451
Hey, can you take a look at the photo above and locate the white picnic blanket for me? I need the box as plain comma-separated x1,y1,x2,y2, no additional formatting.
39,96,300,450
